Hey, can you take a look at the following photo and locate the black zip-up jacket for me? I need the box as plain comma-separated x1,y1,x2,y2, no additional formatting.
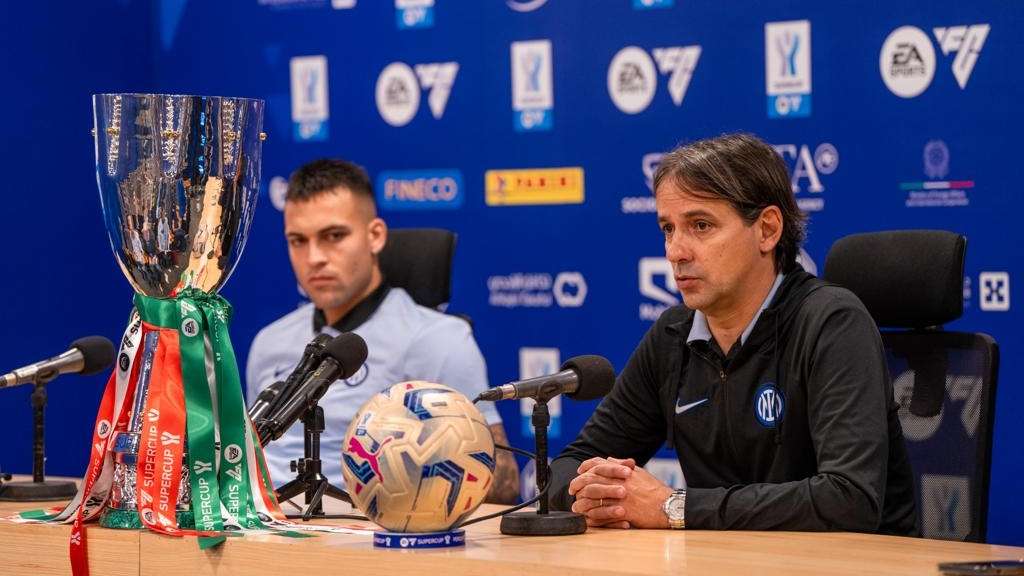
550,270,918,534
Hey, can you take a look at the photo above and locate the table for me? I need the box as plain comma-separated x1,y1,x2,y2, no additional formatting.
1,478,1022,575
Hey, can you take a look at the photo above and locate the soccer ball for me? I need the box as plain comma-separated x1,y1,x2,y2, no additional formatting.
341,381,496,532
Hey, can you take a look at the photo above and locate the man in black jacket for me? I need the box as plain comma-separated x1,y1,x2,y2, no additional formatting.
549,133,917,534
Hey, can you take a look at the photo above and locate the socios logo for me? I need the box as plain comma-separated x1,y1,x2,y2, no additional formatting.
511,39,554,131
765,20,811,118
376,61,459,127
485,167,584,206
880,24,989,98
621,152,663,214
608,45,701,114
377,170,464,210
638,257,679,321
754,383,785,428
395,0,434,29
771,142,838,212
488,271,587,308
289,55,330,141
507,0,548,12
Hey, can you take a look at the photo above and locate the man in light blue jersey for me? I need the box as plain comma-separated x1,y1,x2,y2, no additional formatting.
247,159,519,503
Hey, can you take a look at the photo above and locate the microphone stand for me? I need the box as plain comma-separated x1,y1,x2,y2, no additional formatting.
0,372,78,501
274,400,353,520
499,396,587,536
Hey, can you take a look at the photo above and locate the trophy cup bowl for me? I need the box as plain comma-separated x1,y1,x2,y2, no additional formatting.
92,93,265,528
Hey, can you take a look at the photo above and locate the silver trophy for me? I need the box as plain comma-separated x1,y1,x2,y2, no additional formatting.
91,94,265,528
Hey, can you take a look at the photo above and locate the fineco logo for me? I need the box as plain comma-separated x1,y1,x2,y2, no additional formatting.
377,170,464,210
608,45,701,114
376,61,459,127
880,24,989,98
488,272,587,308
485,167,584,206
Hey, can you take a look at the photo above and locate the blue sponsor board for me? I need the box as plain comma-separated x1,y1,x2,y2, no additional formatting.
374,529,466,548
377,170,464,210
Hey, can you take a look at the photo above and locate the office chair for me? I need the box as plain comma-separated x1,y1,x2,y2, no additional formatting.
824,230,998,542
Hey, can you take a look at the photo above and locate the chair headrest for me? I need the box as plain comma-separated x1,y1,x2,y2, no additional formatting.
823,230,966,328
378,228,456,310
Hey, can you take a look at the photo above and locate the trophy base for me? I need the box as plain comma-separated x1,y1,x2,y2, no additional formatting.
0,480,78,502
99,507,195,530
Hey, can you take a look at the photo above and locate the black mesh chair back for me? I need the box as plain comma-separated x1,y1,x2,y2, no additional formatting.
824,230,998,542
378,227,456,311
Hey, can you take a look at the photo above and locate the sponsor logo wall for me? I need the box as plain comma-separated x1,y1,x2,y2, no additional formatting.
6,0,1021,546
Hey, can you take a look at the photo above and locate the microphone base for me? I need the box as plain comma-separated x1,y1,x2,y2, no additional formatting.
499,510,587,536
0,479,78,501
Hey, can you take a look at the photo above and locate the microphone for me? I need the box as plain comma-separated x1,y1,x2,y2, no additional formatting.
474,355,615,403
264,333,332,418
256,332,368,444
1,336,115,388
248,380,286,422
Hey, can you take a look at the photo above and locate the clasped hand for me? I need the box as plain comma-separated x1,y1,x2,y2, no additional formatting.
567,457,673,529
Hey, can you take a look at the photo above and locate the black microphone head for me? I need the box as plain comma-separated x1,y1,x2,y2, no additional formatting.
70,336,116,375
561,355,615,401
323,332,368,380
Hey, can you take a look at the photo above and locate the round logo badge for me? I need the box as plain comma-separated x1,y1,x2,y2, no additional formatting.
96,419,112,439
376,62,421,127
608,46,657,114
754,383,785,428
343,363,370,387
118,352,130,373
879,26,935,98
268,176,289,212
225,443,243,464
181,318,200,338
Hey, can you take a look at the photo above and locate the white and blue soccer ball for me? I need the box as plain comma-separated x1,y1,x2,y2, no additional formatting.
341,381,495,532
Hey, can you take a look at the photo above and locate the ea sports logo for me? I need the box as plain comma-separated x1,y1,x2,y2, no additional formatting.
754,383,785,428
607,46,657,114
880,26,936,98
181,318,200,338
225,443,243,464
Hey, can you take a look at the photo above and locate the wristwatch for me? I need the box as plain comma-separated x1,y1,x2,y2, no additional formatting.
662,489,687,529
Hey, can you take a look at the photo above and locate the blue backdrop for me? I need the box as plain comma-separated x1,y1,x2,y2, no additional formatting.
0,0,1020,544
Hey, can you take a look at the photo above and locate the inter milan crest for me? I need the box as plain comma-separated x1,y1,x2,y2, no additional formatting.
754,382,785,428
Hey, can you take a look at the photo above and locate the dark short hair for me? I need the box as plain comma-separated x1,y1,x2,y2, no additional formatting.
286,158,376,212
652,133,806,273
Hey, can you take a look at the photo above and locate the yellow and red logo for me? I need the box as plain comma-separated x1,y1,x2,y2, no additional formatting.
485,167,584,206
